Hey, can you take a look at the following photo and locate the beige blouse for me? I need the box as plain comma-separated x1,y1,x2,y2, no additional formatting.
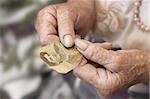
94,0,150,52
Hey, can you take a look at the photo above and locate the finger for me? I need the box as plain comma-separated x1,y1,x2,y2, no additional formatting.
80,59,104,68
75,39,113,67
95,42,112,50
35,5,59,45
57,6,75,47
73,64,98,86
39,35,59,46
78,57,87,66
74,63,117,97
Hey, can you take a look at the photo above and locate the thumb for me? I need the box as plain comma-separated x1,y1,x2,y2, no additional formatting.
57,6,75,47
75,39,112,66
73,64,98,86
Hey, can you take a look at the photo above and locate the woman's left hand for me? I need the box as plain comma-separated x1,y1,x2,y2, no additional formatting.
74,39,149,99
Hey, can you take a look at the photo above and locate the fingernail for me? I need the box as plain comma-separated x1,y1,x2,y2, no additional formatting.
75,39,88,51
64,35,74,47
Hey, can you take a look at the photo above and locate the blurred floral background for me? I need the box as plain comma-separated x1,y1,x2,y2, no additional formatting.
0,0,98,99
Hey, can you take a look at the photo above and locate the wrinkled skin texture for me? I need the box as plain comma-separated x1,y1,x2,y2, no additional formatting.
39,42,112,74
35,0,95,47
35,0,150,99
74,39,149,99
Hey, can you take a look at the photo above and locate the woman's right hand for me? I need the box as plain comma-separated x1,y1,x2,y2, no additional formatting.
35,0,96,47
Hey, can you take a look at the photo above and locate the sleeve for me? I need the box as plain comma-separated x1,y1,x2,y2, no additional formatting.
93,0,130,36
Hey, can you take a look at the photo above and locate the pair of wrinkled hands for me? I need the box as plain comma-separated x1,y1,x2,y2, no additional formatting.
35,0,149,99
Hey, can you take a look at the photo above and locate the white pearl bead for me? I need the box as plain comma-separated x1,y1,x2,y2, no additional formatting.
141,24,145,29
134,14,139,18
134,2,141,7
137,21,142,26
145,26,149,32
134,18,140,22
134,1,141,7
133,0,149,33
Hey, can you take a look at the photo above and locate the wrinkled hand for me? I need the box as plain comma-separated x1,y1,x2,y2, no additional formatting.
74,39,149,99
35,0,95,47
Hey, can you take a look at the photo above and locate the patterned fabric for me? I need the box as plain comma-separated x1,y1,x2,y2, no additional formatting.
94,0,150,51
94,0,149,98
0,0,98,99
0,89,10,99
0,0,149,99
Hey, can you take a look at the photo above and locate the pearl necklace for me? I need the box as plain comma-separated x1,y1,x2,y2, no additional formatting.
133,0,150,32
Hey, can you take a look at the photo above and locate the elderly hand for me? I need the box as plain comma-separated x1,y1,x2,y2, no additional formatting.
35,0,95,47
74,39,149,99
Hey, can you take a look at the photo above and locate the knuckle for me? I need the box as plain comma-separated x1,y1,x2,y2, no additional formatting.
88,76,95,85
112,54,124,71
104,52,122,72
59,9,70,20
100,84,118,96
91,45,104,63
87,45,98,60
37,5,56,18
88,45,108,64
36,5,57,33
57,6,74,20
98,85,116,96
101,90,114,96
37,8,45,18
88,74,98,87
115,54,124,66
